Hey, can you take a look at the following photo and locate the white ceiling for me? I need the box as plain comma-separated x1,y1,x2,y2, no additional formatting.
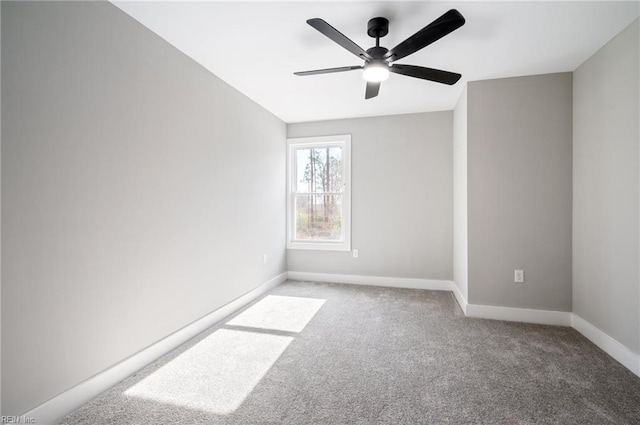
113,1,639,123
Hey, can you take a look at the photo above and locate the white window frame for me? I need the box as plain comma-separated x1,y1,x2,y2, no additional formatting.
287,135,351,251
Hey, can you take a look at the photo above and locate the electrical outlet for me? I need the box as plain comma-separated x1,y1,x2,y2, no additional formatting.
352,249,359,258
262,254,267,264
514,270,524,283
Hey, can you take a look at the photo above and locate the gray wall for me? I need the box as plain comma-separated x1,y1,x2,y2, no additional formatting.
453,87,468,300
573,19,639,353
0,2,3,415
287,112,453,280
2,1,286,415
467,73,573,311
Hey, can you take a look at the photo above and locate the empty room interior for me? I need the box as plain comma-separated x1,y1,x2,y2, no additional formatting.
1,0,640,424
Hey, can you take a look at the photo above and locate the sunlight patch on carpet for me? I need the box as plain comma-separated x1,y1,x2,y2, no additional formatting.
125,329,293,414
226,295,326,333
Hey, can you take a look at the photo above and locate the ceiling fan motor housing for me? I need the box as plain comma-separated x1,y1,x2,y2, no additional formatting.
366,46,390,61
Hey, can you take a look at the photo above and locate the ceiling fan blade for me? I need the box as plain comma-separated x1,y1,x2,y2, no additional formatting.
365,81,380,99
385,9,465,62
294,65,363,76
391,64,461,85
307,18,372,61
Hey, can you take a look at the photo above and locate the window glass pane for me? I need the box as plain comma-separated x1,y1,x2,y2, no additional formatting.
294,146,343,194
295,148,311,193
294,194,343,241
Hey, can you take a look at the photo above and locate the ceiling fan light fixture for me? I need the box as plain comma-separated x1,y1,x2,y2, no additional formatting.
362,63,390,82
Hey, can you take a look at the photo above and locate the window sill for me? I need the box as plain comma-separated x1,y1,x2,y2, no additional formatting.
287,241,351,252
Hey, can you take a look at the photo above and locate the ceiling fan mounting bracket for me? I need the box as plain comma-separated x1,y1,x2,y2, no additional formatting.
367,17,389,39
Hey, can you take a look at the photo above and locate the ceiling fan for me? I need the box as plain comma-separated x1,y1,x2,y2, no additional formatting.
294,9,465,99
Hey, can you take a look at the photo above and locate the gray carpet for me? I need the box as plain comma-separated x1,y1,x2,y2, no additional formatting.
58,281,640,424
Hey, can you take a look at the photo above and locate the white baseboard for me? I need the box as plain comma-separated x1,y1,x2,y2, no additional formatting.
287,271,453,291
571,314,640,378
451,283,468,314
465,303,572,326
21,272,288,425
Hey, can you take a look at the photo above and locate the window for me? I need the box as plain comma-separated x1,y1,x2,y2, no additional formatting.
287,135,351,251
